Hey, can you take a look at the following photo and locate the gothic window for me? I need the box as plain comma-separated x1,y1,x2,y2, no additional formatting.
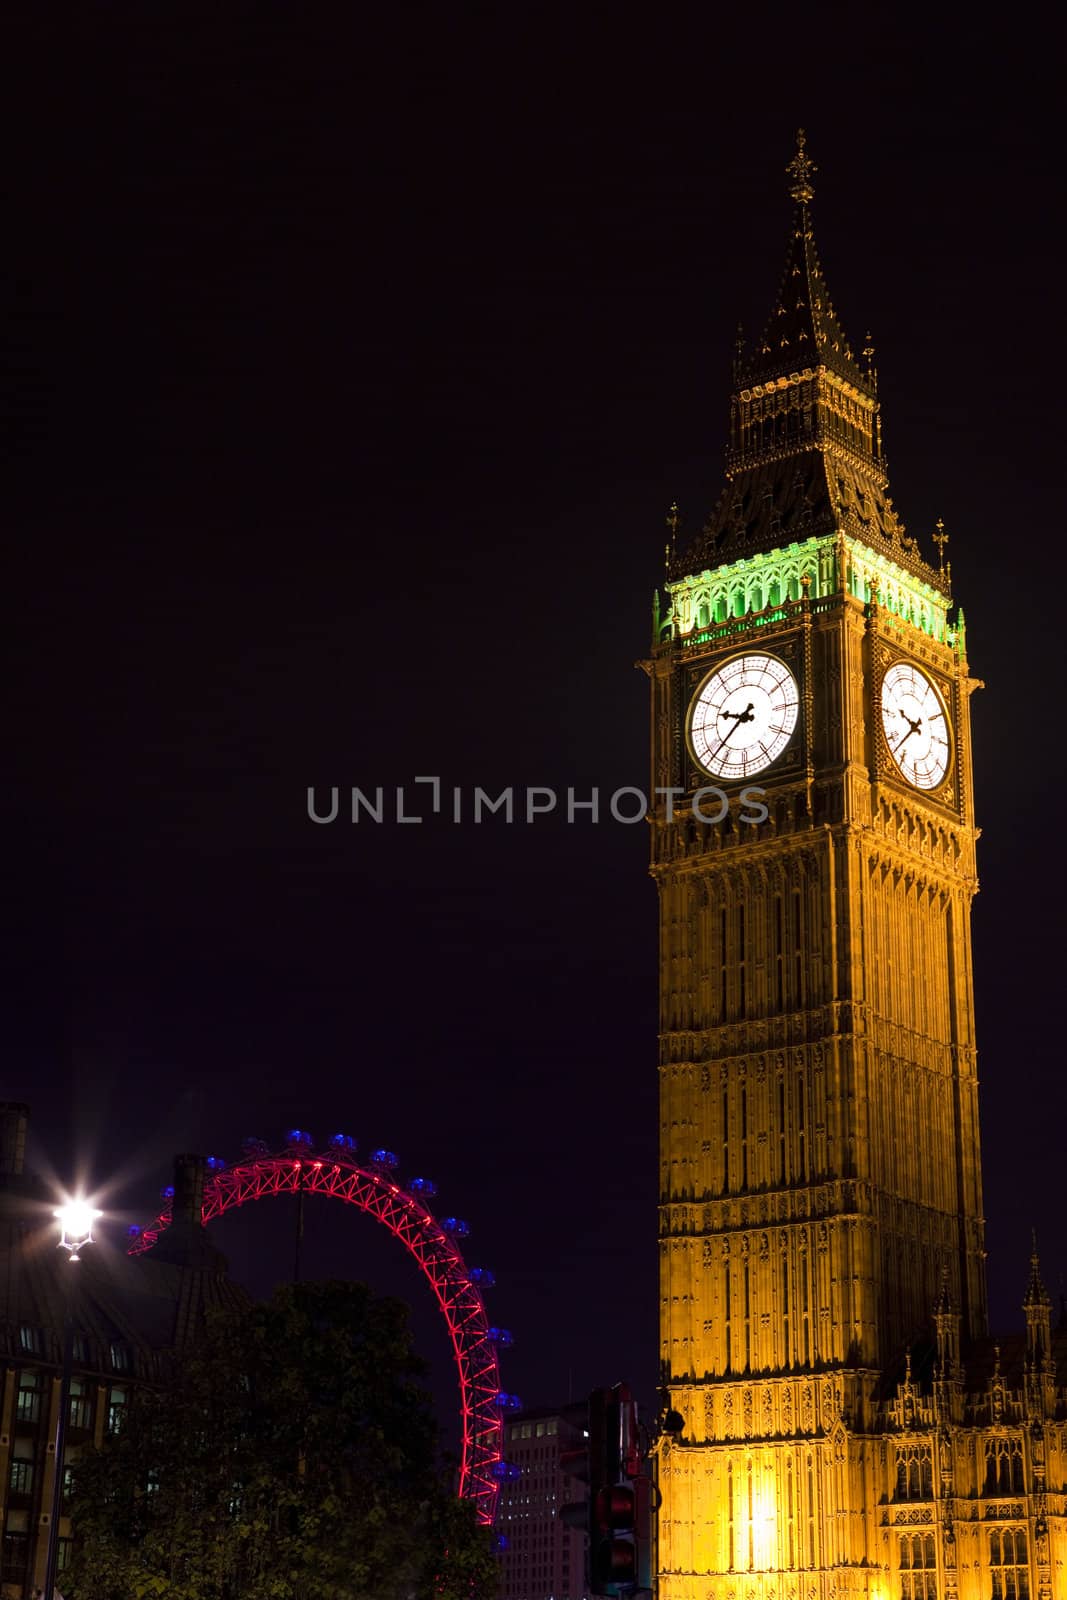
895,1445,933,1500
800,1249,811,1365
740,1086,748,1187
697,601,710,629
777,1073,786,1182
785,1456,796,1567
984,1438,1025,1495
727,1462,735,1568
721,1084,729,1196
738,903,747,1020
768,578,782,607
742,1261,751,1371
715,594,728,623
989,1529,1029,1600
781,1255,791,1364
899,1531,936,1600
796,1072,807,1186
724,1258,732,1371
806,1455,817,1568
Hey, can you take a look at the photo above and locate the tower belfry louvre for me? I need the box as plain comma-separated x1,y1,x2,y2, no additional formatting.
647,136,1065,1600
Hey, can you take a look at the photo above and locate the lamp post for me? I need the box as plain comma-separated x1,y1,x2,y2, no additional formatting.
42,1201,100,1600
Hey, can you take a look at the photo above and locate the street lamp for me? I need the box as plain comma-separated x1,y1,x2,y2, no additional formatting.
55,1201,99,1261
43,1200,101,1600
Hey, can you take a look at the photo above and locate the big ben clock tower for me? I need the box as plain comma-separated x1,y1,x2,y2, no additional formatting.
649,135,995,1599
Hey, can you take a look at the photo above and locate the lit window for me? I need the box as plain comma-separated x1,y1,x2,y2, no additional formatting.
107,1385,128,1434
109,1341,132,1372
69,1378,93,1430
15,1372,42,1423
18,1325,40,1354
899,1532,936,1600
8,1455,34,1496
990,1529,1029,1600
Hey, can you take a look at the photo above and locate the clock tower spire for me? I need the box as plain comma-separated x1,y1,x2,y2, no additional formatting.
676,130,942,601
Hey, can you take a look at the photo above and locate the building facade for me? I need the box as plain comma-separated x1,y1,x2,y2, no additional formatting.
498,1402,589,1600
647,138,1066,1600
0,1105,242,1600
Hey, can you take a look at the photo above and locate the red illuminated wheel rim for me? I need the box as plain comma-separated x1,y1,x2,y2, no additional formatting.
130,1145,504,1523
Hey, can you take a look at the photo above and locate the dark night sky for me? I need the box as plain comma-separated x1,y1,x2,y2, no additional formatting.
6,10,1065,1439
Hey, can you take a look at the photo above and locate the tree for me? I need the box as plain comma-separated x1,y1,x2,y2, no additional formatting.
68,1280,497,1600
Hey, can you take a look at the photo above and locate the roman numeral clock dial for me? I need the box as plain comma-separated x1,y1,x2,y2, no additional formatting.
880,659,951,790
688,653,799,779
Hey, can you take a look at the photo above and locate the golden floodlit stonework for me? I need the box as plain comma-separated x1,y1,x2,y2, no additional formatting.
644,135,1066,1600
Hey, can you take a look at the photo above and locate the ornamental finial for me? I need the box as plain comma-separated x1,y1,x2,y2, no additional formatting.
665,501,680,571
787,128,816,203
933,517,949,576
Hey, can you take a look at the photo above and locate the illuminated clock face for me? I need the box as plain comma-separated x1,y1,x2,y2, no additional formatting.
880,660,951,789
689,654,799,779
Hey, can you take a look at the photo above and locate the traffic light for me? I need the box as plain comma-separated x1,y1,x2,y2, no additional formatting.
587,1383,649,1596
591,1479,637,1591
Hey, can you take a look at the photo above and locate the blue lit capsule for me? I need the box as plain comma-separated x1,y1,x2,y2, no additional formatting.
241,1137,270,1157
161,1185,175,1201
491,1461,522,1482
443,1217,470,1238
205,1155,226,1172
469,1267,496,1289
495,1391,523,1412
488,1327,514,1348
371,1149,398,1169
127,1225,142,1237
285,1129,314,1149
492,1533,510,1553
409,1177,437,1196
329,1133,357,1152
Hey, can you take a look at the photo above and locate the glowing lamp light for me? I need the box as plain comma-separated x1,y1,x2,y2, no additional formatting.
55,1201,102,1261
751,1478,777,1570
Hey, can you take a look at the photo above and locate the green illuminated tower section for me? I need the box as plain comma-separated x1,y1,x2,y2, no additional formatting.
648,136,985,1598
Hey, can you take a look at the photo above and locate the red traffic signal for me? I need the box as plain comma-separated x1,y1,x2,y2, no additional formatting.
592,1483,637,1590
595,1484,635,1531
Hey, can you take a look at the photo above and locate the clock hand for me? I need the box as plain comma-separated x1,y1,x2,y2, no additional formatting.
710,703,756,761
890,710,922,750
